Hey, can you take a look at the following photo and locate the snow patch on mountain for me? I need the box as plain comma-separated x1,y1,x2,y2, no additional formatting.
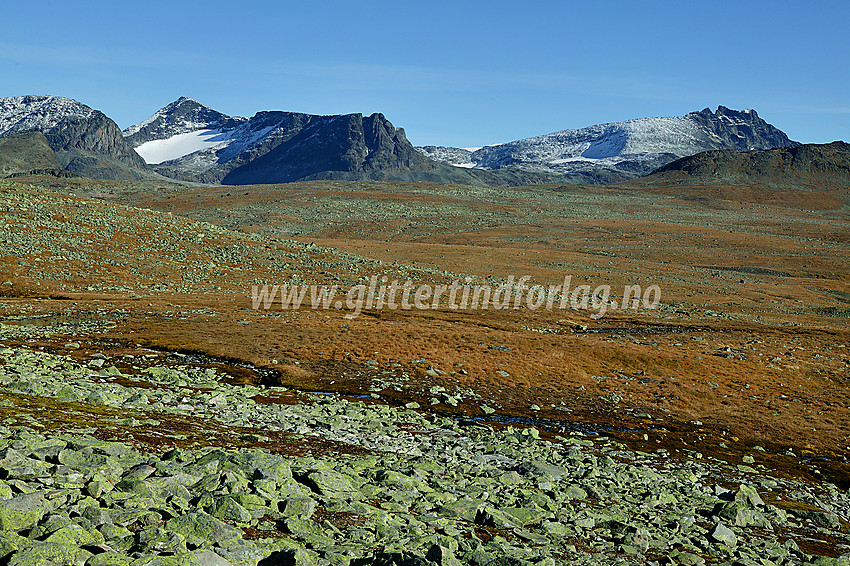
214,123,277,162
134,129,234,164
471,116,709,169
123,97,245,145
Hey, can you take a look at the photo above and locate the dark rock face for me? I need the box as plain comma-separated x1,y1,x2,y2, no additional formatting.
688,106,798,153
221,112,427,185
362,113,421,169
45,110,147,170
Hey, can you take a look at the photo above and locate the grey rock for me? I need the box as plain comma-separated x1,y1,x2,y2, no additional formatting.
709,522,737,547
734,484,765,507
188,550,235,565
515,460,568,480
7,540,92,566
0,491,46,531
280,497,317,520
426,544,461,566
792,508,842,529
210,496,253,524
165,512,244,549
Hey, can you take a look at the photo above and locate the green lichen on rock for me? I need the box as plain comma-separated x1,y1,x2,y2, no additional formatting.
0,492,46,532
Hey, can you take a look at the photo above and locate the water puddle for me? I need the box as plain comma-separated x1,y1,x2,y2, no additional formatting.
1,311,124,327
576,324,712,336
146,348,282,385
464,413,635,435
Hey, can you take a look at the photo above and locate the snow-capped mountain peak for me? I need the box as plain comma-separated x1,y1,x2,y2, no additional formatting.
123,97,243,142
0,95,95,136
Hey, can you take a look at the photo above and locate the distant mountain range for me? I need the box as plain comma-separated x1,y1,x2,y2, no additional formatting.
0,95,817,186
417,106,799,182
120,97,521,185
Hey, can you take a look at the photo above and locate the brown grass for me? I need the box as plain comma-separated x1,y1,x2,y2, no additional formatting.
2,176,849,486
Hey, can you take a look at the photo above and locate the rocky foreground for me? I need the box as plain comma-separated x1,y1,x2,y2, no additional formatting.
0,320,847,565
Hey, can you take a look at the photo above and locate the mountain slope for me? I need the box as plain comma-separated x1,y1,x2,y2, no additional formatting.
0,131,60,176
417,106,798,182
650,141,850,191
612,142,850,210
0,95,150,180
123,96,243,144
221,111,441,185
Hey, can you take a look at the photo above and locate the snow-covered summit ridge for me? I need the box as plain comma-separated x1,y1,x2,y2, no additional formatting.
0,95,95,136
416,106,797,177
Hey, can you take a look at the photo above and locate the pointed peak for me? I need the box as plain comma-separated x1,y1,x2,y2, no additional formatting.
123,97,235,140
166,96,206,109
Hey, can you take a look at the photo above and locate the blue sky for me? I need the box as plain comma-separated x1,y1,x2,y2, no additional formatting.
1,0,848,147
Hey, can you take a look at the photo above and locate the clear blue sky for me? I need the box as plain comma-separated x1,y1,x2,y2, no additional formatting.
1,0,848,147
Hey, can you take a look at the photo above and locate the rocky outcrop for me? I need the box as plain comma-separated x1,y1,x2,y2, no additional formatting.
688,106,797,152
45,110,146,170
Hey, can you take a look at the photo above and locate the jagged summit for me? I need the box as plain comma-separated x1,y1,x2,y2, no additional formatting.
417,106,798,182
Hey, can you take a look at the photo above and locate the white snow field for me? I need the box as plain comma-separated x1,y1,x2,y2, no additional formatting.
133,129,233,164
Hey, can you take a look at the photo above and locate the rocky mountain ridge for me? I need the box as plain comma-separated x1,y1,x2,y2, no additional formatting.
1,96,809,186
123,97,505,186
